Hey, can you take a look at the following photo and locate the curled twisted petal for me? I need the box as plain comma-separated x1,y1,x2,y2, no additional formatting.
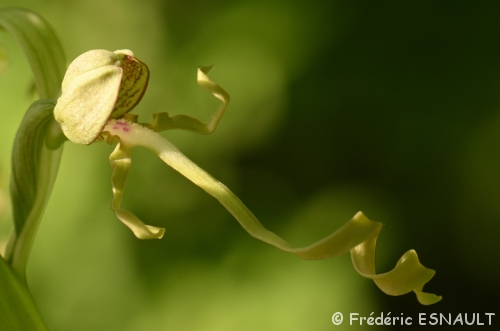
141,66,230,134
108,137,165,239
103,118,441,304
101,64,440,304
351,227,441,305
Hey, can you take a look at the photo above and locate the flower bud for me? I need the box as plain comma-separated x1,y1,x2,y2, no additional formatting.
54,49,149,145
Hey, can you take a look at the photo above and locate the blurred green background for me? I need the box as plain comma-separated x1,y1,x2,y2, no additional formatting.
1,0,499,330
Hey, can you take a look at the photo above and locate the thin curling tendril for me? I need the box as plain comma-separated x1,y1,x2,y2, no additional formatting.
101,116,441,305
98,68,440,305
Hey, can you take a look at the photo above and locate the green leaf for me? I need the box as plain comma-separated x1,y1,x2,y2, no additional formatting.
0,256,48,331
9,100,55,233
4,100,64,277
0,7,66,99
0,44,6,75
0,7,67,277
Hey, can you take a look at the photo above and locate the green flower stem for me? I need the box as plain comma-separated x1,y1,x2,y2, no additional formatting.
102,118,441,304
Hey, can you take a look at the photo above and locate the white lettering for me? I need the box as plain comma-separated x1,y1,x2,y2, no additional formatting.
375,312,383,325
440,313,451,325
453,313,463,325
345,311,493,326
486,313,495,325
419,313,427,325
349,313,358,325
477,313,484,326
429,313,439,325
384,312,391,326
367,312,374,325
465,313,475,325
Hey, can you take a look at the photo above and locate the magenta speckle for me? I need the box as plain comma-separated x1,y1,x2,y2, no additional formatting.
112,121,131,132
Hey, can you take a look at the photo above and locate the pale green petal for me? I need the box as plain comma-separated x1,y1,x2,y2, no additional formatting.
54,66,123,145
350,223,441,304
414,288,443,305
108,139,165,239
103,119,440,304
61,49,121,90
142,66,230,134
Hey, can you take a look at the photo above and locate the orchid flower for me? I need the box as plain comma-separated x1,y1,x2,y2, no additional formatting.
52,49,441,305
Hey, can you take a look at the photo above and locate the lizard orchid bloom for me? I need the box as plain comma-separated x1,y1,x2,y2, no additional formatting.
53,49,441,304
